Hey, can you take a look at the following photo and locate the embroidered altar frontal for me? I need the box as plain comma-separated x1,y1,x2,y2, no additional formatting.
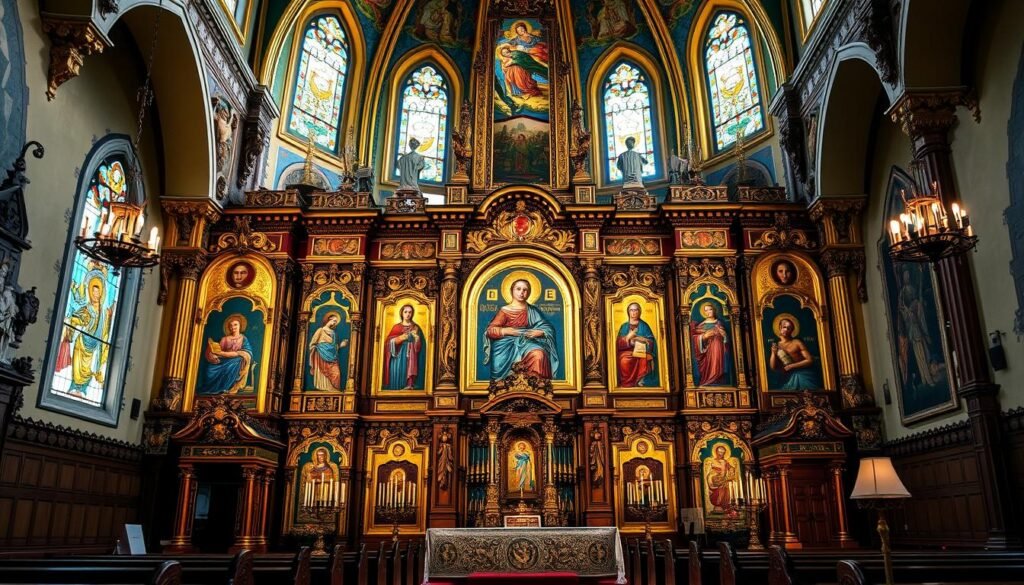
424,527,625,580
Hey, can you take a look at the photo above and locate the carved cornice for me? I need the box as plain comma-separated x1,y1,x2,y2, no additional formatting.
466,200,575,254
809,198,865,246
754,392,853,444
41,17,110,101
211,216,278,254
600,265,666,294
888,89,980,141
371,268,439,298
609,419,675,443
886,419,972,457
686,416,753,444
674,257,737,290
172,396,283,447
245,190,300,208
752,213,816,250
364,424,431,446
7,416,143,463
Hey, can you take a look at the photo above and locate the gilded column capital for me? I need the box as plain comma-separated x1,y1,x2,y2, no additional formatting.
161,198,223,249
887,89,980,141
809,198,866,246
41,17,110,101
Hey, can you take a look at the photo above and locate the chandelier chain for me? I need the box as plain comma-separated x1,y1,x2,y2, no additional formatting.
129,0,164,186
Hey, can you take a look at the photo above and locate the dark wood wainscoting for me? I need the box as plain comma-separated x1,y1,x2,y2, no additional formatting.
886,420,989,547
0,417,143,554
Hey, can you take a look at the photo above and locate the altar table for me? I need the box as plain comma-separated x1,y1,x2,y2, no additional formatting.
423,527,626,584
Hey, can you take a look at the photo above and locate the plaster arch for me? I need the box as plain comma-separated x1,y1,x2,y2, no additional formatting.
899,0,972,88
110,1,214,199
817,45,894,199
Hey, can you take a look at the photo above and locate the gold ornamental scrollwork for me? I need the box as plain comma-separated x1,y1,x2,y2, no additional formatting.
212,216,278,254
372,268,438,298
600,265,665,294
466,201,575,254
380,241,437,260
42,18,110,101
752,213,815,251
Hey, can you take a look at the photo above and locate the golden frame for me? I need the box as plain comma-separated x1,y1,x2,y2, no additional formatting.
269,2,367,162
686,0,786,167
460,248,582,393
283,439,351,535
751,251,835,398
363,434,428,537
689,430,753,525
604,290,670,393
376,46,464,191
183,254,276,413
215,0,256,44
293,283,360,393
680,276,750,391
612,432,677,534
587,43,672,191
370,292,436,396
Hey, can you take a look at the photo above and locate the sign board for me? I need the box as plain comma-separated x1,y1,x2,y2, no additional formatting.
503,514,542,528
116,524,147,555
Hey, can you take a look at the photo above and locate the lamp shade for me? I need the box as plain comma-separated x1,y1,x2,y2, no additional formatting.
850,457,911,499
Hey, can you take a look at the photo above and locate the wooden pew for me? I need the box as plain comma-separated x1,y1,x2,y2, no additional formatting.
836,560,869,585
768,545,796,585
327,545,345,585
227,550,254,585
292,547,312,585
152,561,183,585
687,541,701,585
718,542,738,585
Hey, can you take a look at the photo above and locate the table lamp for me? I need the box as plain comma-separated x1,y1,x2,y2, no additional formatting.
850,457,911,585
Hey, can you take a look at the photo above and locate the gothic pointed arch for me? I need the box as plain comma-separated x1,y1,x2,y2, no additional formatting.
687,0,784,161
587,43,668,188
379,46,464,189
263,1,367,159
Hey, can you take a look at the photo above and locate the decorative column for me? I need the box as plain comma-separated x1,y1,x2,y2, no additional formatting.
484,419,501,527
766,465,800,548
429,420,458,527
436,261,461,389
889,89,1018,548
819,248,869,407
256,469,274,551
152,254,206,411
542,418,560,527
580,259,605,387
582,417,613,526
829,463,856,548
237,86,280,192
166,465,198,553
233,465,261,551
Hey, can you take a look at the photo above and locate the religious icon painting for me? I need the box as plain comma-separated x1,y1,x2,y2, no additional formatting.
463,256,580,392
692,433,751,527
879,169,957,424
304,290,354,392
185,254,275,412
605,293,669,392
612,433,676,533
196,296,266,397
371,296,434,394
687,283,735,388
295,442,346,523
760,295,824,391
505,437,539,498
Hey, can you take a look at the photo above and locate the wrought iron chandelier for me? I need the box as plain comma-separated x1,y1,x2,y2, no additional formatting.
75,3,162,270
887,160,976,263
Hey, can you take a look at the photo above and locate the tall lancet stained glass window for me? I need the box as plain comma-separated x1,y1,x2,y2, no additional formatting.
395,65,449,184
288,14,349,153
50,157,129,407
603,62,657,182
704,11,764,152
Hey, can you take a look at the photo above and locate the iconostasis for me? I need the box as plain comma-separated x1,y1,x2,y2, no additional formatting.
152,189,869,550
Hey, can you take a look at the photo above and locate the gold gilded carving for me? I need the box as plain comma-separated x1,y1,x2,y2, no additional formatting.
311,190,372,209
375,401,428,412
888,89,980,139
569,99,592,182
466,201,575,253
696,391,736,408
605,238,660,257
213,216,278,254
614,189,655,211
614,398,667,409
245,190,300,207
674,257,735,290
679,230,728,250
581,259,604,386
737,186,787,202
42,18,109,101
437,262,460,387
380,241,436,260
752,213,815,250
600,265,665,294
311,237,360,257
451,100,473,183
669,185,728,202
372,268,438,298
487,362,555,400
304,395,341,412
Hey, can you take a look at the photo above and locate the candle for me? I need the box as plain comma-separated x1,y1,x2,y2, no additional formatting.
341,482,347,505
411,482,416,505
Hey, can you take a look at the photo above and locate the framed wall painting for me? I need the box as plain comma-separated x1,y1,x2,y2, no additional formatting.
604,291,670,392
371,293,435,395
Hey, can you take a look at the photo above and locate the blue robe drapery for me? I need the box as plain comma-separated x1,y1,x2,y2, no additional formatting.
483,305,559,380
201,335,254,395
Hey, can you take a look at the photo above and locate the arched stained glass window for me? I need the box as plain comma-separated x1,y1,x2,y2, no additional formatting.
395,65,449,184
287,14,349,153
704,11,764,152
39,137,142,426
603,62,657,182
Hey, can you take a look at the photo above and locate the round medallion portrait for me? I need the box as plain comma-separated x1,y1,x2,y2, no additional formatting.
770,259,797,286
226,261,256,289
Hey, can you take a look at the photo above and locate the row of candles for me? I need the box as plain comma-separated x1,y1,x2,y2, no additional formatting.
377,479,417,509
78,204,161,253
303,477,345,508
468,448,576,483
888,187,973,245
626,477,667,506
730,472,768,506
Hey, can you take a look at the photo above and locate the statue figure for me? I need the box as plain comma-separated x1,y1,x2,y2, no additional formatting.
0,261,18,364
668,150,689,185
616,136,648,189
451,100,473,181
396,138,425,193
569,99,591,179
355,164,374,193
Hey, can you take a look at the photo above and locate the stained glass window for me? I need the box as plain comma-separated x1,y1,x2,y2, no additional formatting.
704,11,764,152
40,139,142,426
288,14,349,153
395,65,449,184
603,62,657,182
801,0,826,30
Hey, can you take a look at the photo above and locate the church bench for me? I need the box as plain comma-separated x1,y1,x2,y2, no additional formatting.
0,560,182,585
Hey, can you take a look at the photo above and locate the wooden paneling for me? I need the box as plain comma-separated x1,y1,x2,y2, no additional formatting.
0,418,143,553
887,421,987,547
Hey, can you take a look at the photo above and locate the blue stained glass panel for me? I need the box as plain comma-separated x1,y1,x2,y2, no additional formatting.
603,63,657,182
705,12,764,151
288,15,349,153
395,65,449,184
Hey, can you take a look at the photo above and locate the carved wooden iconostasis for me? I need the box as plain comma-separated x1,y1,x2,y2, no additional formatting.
140,0,881,553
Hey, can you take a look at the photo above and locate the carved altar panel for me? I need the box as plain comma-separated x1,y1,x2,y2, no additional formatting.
363,431,429,537
612,426,677,534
